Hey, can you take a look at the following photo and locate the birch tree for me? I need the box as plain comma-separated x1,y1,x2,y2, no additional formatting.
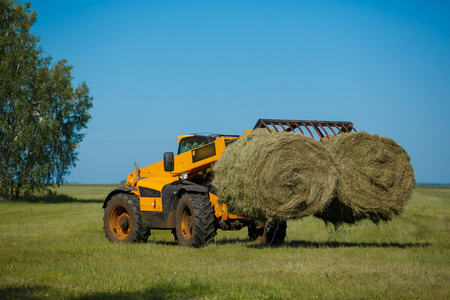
1,0,93,200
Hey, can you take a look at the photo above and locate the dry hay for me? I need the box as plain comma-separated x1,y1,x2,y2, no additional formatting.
314,131,415,225
212,129,337,222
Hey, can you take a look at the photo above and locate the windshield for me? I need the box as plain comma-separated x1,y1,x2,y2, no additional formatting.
178,137,209,154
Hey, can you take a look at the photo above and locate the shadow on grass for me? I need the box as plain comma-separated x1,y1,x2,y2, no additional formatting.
151,240,179,246
78,283,213,300
281,240,430,249
19,193,103,204
214,237,250,245
0,285,51,300
213,237,429,249
0,282,214,300
144,236,429,249
148,237,250,247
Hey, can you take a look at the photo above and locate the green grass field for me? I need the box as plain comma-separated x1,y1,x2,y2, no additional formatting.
1,185,449,299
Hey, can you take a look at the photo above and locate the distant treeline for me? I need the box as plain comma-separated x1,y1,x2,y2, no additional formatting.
416,183,450,187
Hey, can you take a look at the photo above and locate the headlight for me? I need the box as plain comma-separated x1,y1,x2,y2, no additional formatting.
179,172,188,180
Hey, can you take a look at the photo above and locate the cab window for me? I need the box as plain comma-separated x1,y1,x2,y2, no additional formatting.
178,137,209,154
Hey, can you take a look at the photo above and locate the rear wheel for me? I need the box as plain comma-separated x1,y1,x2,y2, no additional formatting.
248,220,266,243
248,220,287,246
103,193,146,243
175,193,216,247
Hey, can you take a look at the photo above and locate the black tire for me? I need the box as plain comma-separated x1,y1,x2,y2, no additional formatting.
175,193,217,247
103,193,146,243
248,220,287,246
171,229,178,241
248,220,266,243
265,221,287,245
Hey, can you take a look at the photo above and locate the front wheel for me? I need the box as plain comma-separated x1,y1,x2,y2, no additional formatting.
175,193,217,247
103,193,146,243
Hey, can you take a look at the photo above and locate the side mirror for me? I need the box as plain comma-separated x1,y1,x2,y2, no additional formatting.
163,152,174,172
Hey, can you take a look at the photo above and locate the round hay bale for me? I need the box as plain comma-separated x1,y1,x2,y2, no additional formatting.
314,131,415,225
212,129,337,221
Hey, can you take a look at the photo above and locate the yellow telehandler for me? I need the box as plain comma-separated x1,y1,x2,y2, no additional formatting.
102,119,356,247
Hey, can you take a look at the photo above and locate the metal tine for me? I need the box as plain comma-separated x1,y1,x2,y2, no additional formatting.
253,119,356,140
302,123,315,139
326,124,337,135
261,120,271,132
333,124,343,133
310,123,324,141
341,124,350,133
348,123,357,132
270,122,279,132
318,124,330,139
295,123,305,136
287,123,296,133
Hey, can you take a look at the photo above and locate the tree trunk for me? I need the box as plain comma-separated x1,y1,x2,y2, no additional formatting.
9,182,15,201
15,183,20,200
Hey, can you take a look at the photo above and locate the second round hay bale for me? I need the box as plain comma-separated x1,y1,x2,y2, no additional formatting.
314,131,415,225
212,129,337,221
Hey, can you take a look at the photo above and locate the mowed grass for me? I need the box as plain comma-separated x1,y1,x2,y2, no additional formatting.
0,186,449,299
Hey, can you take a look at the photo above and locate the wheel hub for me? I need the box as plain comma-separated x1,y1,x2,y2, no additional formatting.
119,215,130,230
181,207,193,237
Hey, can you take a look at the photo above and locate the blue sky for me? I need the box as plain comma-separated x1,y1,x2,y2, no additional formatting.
28,0,449,184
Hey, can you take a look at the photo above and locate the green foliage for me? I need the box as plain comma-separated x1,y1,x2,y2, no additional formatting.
0,1,93,200
0,185,448,299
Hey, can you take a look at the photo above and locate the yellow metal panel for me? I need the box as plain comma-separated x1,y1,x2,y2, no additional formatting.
209,192,244,220
140,197,162,212
138,176,175,192
137,176,176,212
228,211,244,219
209,193,222,219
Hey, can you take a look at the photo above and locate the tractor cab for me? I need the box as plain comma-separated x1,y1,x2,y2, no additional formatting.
177,134,239,154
